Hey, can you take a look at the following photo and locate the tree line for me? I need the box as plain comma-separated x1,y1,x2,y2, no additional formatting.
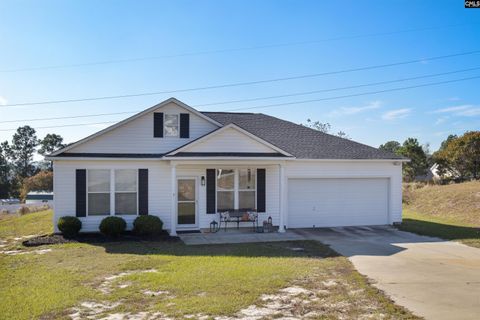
303,119,479,182
379,131,480,182
0,125,65,199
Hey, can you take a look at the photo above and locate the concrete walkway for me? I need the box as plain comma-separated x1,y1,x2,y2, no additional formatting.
179,229,305,245
295,227,480,320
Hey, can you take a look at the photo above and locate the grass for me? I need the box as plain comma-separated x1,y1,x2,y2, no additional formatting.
0,210,418,320
0,209,53,239
399,209,480,248
401,181,480,248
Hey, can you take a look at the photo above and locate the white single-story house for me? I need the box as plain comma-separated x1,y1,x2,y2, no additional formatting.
47,98,407,235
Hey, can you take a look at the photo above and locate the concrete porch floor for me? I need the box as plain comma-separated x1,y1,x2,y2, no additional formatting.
179,228,305,245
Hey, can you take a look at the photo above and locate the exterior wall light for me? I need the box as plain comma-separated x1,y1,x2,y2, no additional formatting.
201,176,205,186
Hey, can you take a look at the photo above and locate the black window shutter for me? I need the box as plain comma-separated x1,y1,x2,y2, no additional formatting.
180,113,190,138
138,169,148,215
257,169,266,212
153,112,164,138
206,169,216,214
76,169,87,217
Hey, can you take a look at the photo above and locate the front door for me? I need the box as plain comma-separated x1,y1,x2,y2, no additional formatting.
177,178,198,228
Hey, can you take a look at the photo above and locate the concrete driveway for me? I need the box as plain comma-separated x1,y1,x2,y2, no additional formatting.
294,227,480,320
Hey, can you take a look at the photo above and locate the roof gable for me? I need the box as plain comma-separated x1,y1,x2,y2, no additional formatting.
167,123,293,157
51,98,221,156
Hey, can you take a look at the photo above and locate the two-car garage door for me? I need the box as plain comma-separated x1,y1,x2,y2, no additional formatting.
287,178,389,228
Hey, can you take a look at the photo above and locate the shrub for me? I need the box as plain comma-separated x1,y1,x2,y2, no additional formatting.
57,216,82,238
16,206,30,215
99,216,126,237
133,215,163,236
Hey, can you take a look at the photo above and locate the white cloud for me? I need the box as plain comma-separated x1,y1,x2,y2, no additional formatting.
382,108,411,120
329,100,382,117
432,104,480,117
0,96,7,106
433,105,472,113
435,117,448,125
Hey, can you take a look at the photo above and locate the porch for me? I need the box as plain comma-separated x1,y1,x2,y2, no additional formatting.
178,228,305,245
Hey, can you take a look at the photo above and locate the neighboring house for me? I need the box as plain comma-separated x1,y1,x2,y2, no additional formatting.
47,98,407,234
25,192,54,205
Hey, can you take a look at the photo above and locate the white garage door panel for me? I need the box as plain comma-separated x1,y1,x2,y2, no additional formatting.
288,178,389,228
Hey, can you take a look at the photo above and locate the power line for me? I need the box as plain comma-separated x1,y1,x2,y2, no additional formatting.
0,22,476,73
0,74,478,132
1,66,479,124
0,121,118,132
1,49,480,108
225,75,480,111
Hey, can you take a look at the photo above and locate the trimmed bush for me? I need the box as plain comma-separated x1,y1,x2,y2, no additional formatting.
57,216,82,238
133,215,163,236
99,216,126,237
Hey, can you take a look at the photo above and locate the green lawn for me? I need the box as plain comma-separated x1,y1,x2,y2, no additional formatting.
0,209,53,240
399,209,480,249
0,211,418,320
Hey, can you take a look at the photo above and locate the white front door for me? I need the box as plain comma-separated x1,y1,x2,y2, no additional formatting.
177,177,198,228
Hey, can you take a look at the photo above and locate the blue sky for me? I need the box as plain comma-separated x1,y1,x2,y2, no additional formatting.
0,0,479,153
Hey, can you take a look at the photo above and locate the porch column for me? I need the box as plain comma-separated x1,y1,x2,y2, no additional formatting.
170,163,177,236
278,163,286,233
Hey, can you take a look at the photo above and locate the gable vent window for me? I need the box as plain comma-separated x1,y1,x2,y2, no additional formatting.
164,114,179,137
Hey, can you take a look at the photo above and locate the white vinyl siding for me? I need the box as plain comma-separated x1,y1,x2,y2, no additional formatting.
67,102,218,154
53,160,401,233
183,127,277,153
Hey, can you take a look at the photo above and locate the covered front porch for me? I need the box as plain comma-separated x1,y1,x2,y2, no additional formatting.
168,159,290,236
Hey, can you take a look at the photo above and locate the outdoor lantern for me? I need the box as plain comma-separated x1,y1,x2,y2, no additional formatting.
210,220,218,233
268,216,272,225
201,176,206,186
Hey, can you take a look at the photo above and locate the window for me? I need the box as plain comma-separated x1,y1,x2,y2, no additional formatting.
87,169,138,216
164,114,179,137
217,169,234,211
238,169,256,209
216,169,256,211
115,169,137,215
88,169,110,216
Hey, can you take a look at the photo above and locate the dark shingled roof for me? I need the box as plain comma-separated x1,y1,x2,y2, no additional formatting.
167,152,287,157
57,153,164,158
201,112,403,160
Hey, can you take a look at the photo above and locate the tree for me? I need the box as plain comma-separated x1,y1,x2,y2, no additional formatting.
303,119,331,133
0,144,10,198
433,131,480,180
38,133,65,170
397,138,429,181
3,126,39,179
38,133,65,156
20,170,53,200
302,119,351,139
379,141,401,154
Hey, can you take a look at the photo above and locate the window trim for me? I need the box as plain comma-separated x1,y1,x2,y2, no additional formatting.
164,113,180,138
215,168,257,212
86,169,139,217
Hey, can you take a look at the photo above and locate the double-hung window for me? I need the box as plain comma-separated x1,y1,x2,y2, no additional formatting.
216,169,256,211
164,114,179,137
87,169,138,216
115,169,138,215
217,169,235,211
87,170,110,216
238,169,256,209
